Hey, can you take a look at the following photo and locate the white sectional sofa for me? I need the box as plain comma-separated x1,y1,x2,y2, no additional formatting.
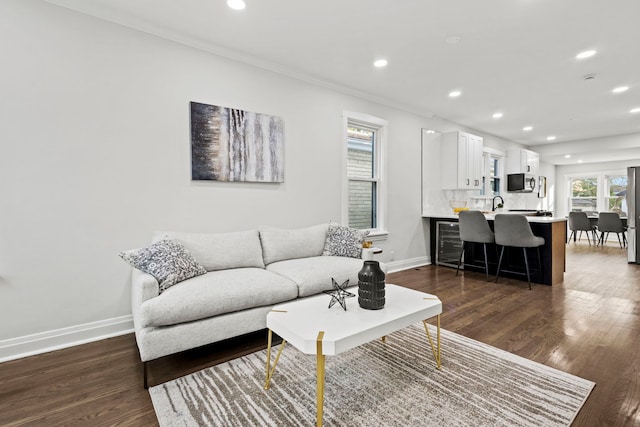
124,223,381,387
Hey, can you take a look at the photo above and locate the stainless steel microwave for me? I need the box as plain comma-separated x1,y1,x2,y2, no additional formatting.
507,173,536,192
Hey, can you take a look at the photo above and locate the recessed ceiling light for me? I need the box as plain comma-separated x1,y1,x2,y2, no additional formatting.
612,86,629,93
576,50,596,59
227,0,246,10
523,126,533,132
449,90,461,98
631,107,640,113
564,154,572,158
546,136,556,141
426,129,436,134
577,160,584,164
373,59,388,68
492,112,503,119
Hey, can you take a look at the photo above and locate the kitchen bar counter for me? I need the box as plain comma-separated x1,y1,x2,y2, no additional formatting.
422,212,568,222
424,213,567,285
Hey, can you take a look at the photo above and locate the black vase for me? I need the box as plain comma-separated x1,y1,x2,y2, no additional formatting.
358,260,385,310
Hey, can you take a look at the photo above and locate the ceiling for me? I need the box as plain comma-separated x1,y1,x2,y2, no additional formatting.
45,0,640,165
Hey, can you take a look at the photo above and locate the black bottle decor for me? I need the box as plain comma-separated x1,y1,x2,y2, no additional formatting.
358,260,385,310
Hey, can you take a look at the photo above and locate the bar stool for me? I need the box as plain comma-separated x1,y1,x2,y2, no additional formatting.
456,210,495,280
494,214,545,290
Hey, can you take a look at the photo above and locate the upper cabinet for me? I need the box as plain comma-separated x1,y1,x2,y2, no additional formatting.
440,131,483,190
506,148,539,175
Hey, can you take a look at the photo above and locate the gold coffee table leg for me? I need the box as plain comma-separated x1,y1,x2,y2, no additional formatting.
264,329,286,390
316,331,325,427
422,315,441,369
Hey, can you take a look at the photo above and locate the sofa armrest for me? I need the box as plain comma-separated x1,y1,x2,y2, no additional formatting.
131,268,159,306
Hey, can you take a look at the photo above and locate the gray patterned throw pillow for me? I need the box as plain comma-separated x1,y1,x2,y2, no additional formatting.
322,223,370,258
119,239,207,293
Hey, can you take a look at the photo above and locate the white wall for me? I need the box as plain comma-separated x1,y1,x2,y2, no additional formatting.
0,0,444,355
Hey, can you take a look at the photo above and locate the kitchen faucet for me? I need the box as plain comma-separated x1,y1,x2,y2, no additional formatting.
492,195,504,211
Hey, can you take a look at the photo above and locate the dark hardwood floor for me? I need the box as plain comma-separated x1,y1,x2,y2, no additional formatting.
1,242,639,426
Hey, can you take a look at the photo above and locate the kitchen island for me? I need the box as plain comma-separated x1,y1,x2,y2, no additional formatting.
424,213,567,285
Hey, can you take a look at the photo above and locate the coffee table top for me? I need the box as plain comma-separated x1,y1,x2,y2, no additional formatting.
267,284,442,356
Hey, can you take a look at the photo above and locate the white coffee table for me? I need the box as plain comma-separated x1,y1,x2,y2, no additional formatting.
264,283,442,427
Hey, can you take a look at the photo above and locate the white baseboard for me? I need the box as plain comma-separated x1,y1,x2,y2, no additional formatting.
386,256,431,273
0,315,134,363
0,257,433,363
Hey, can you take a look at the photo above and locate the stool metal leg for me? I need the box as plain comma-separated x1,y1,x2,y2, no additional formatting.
522,248,532,290
495,246,505,283
536,247,542,282
482,243,489,281
456,242,465,276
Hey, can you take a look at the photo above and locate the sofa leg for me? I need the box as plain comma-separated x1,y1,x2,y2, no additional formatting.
143,361,149,389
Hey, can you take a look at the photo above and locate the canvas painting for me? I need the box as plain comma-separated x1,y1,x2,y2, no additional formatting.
190,102,284,182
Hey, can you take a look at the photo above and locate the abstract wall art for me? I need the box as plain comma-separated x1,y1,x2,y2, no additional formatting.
190,102,284,182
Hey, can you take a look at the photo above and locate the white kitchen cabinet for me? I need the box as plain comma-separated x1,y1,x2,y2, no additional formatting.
506,148,539,175
440,131,483,190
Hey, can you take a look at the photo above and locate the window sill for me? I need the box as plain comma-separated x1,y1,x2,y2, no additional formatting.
365,230,389,241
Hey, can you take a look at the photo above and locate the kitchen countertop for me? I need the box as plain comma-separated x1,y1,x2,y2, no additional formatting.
422,212,568,223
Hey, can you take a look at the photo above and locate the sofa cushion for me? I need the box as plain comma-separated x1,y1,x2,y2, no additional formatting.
267,255,365,297
153,230,265,271
119,239,207,293
259,224,328,265
139,268,298,328
322,223,369,258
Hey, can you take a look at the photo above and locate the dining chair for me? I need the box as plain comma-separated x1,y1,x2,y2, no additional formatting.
568,211,598,245
456,210,495,280
597,212,626,248
494,214,545,290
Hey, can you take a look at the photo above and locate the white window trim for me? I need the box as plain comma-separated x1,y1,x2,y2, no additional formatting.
471,147,505,200
342,111,388,239
485,148,504,197
566,169,627,212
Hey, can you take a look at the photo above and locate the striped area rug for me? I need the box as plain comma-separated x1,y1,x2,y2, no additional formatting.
150,324,594,426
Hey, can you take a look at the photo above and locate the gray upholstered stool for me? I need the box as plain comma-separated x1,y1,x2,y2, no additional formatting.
456,210,495,280
494,214,545,290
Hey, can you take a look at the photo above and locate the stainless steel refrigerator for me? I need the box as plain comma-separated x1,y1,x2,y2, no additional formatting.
628,166,640,263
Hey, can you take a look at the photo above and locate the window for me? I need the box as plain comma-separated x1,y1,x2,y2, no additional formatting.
567,171,628,213
343,112,387,236
480,150,503,197
569,177,598,212
605,175,628,214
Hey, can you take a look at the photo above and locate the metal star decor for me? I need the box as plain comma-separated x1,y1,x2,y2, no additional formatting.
323,278,355,311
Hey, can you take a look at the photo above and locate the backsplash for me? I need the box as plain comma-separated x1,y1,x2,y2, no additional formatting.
422,189,544,215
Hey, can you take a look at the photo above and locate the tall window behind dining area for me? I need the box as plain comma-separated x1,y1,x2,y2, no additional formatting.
605,175,628,214
569,176,597,212
567,172,628,214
